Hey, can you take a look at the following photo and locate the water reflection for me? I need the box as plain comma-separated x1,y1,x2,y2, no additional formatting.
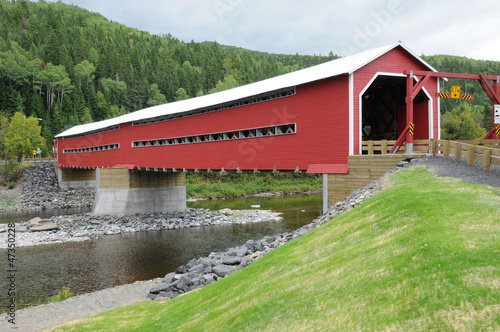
0,194,322,312
0,207,92,224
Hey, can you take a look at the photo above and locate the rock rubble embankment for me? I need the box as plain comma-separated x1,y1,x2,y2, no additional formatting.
21,162,95,210
0,161,95,211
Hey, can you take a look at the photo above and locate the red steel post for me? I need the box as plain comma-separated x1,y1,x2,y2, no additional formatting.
406,72,414,153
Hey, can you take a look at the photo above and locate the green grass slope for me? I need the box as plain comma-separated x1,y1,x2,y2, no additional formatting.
53,167,500,331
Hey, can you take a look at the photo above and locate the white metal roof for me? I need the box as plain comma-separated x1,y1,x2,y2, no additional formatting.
56,42,436,138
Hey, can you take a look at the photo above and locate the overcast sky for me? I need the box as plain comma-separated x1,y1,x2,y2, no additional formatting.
48,0,500,61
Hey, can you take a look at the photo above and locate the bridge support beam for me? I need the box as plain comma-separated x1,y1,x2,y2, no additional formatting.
92,168,186,216
58,167,97,189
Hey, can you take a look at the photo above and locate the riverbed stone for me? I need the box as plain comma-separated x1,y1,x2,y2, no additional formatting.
28,217,43,226
260,235,275,246
212,264,237,277
227,247,247,258
149,283,172,294
29,222,60,232
221,256,241,265
16,224,29,232
177,275,193,292
189,264,205,274
155,290,180,300
198,257,212,268
161,272,176,283
175,265,188,274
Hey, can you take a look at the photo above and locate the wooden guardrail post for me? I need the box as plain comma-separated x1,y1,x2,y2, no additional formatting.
381,140,387,155
467,145,475,166
483,148,492,171
454,142,461,162
443,141,450,158
430,139,437,156
367,141,374,155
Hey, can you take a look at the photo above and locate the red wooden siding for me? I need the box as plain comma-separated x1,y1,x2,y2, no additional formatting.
57,76,350,171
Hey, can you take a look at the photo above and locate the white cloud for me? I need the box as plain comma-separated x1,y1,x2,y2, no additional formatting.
47,0,500,60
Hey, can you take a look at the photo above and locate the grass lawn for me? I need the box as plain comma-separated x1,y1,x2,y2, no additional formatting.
52,167,500,331
186,172,322,198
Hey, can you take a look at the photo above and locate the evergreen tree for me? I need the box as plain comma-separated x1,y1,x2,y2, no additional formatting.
174,88,189,101
81,107,93,124
147,84,167,106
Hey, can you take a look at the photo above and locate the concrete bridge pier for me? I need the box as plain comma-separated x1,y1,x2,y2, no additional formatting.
58,167,186,215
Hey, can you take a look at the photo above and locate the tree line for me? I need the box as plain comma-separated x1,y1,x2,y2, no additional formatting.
0,0,337,149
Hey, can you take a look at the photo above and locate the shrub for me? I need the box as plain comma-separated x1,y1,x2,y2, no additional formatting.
48,287,73,303
0,160,23,186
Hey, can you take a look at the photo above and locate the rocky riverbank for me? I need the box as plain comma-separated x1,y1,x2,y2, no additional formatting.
0,208,283,248
0,162,95,212
148,166,385,300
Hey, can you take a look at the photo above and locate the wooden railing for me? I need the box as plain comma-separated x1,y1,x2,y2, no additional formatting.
434,139,500,171
25,157,55,162
363,139,500,171
362,139,435,155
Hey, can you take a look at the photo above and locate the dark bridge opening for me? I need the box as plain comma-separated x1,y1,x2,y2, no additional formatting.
362,76,428,143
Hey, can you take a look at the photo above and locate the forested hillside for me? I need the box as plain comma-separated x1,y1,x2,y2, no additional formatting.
1,1,499,151
0,0,337,146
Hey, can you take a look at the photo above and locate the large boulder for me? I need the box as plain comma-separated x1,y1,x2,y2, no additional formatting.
212,265,237,278
29,222,60,232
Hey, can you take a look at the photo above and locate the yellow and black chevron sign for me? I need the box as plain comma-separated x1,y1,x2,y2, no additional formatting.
437,92,474,100
409,122,414,136
496,124,500,137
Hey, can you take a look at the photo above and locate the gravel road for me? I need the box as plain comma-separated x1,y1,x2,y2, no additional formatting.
409,155,500,188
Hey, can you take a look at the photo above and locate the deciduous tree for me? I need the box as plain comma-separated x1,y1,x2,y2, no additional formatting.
441,104,486,140
4,112,45,161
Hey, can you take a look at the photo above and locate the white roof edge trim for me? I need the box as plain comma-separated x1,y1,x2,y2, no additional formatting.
347,42,438,75
56,42,435,138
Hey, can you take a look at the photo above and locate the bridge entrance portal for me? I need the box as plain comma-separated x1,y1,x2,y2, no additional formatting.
361,75,429,150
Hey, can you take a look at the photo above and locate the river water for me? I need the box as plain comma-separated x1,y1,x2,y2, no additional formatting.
0,194,322,312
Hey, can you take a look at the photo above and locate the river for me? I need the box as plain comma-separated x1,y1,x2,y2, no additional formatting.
0,194,322,312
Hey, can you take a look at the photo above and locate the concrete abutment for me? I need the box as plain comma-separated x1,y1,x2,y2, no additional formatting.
58,167,186,215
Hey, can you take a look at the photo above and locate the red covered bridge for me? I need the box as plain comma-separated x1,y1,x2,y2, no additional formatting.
53,42,499,215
